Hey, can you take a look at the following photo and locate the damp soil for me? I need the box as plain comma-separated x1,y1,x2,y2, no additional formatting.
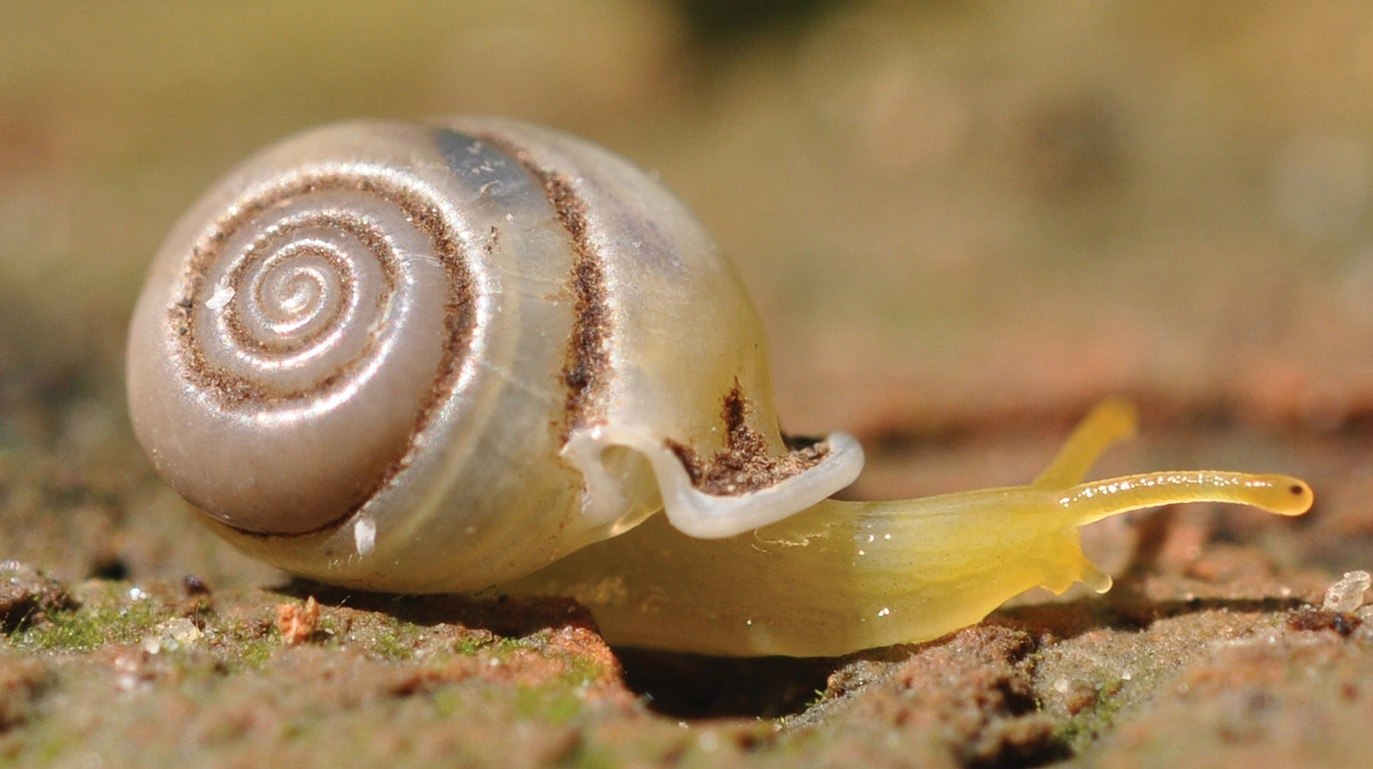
2,380,1370,769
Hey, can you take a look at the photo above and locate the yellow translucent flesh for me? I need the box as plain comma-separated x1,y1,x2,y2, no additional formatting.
503,401,1313,657
1033,398,1139,489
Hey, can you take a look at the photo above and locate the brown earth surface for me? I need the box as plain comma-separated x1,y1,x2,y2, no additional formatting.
4,2,1373,768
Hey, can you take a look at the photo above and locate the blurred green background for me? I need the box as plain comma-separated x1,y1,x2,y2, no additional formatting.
2,0,1371,444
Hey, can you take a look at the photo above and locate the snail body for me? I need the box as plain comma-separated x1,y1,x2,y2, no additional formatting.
128,118,1312,657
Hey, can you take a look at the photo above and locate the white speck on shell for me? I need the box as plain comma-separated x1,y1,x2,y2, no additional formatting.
206,283,235,310
354,517,377,557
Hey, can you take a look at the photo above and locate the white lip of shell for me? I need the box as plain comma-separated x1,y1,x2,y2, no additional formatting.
564,426,865,539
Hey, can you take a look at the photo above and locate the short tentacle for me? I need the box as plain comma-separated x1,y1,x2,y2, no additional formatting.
1034,398,1138,489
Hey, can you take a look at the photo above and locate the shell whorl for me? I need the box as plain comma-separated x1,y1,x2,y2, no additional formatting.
177,173,470,408
130,118,864,592
134,142,483,536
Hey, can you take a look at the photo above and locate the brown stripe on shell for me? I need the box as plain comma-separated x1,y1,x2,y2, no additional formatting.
172,169,476,537
471,131,612,440
667,379,831,496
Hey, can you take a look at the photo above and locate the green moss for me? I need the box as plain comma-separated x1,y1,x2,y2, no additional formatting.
514,686,586,725
426,676,593,727
555,655,607,691
453,633,501,656
369,629,416,660
358,617,429,661
7,588,165,652
1052,679,1127,750
234,638,277,670
450,633,529,660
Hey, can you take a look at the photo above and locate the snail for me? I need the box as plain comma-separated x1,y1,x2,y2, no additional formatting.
127,118,1313,657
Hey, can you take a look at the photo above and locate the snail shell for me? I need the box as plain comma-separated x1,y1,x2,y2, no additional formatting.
127,118,863,592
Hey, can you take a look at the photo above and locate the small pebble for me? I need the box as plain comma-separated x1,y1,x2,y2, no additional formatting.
1322,570,1371,612
277,596,320,646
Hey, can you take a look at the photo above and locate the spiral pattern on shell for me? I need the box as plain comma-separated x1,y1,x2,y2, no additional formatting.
133,154,484,536
175,172,470,407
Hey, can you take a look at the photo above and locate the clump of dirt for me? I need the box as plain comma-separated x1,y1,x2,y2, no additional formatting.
0,561,74,631
798,627,1068,768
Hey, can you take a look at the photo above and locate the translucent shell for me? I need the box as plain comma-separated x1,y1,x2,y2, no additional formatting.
126,119,862,592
